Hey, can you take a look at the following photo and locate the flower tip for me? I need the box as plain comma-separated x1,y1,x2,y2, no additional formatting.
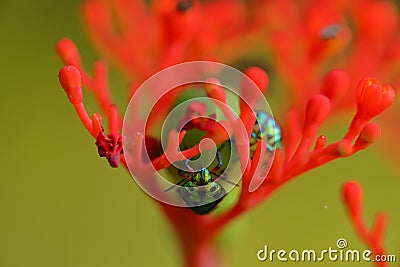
204,78,226,103
321,69,349,102
342,181,363,217
304,94,331,126
56,38,80,65
356,78,396,120
359,123,381,144
59,65,83,104
244,67,269,94
380,84,396,108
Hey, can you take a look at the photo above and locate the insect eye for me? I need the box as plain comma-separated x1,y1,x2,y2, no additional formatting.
210,186,217,193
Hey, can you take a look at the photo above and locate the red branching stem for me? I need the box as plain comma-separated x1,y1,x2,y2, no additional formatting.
60,58,394,264
74,103,94,137
56,38,122,126
342,181,389,267
293,94,330,158
181,239,222,267
92,113,103,137
284,108,302,163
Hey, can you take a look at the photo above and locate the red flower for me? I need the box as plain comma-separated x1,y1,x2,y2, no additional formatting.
55,1,399,266
356,78,395,121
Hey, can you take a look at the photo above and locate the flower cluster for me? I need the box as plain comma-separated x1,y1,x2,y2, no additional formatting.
56,1,398,266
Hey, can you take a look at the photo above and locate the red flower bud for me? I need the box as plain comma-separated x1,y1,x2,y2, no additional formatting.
56,38,81,66
204,78,226,103
321,69,349,103
359,123,381,144
304,94,330,132
356,78,395,120
337,139,353,156
342,181,363,218
243,67,269,95
240,67,269,113
58,65,83,104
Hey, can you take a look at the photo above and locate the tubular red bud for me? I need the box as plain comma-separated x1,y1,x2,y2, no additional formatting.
240,68,269,113
356,78,396,120
59,65,83,104
204,78,226,103
359,123,381,144
56,38,81,66
321,69,349,103
243,67,269,95
304,94,331,129
342,181,363,218
357,81,382,116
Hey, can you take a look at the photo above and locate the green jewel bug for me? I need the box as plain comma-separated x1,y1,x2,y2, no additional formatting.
178,168,226,215
250,111,282,156
167,149,236,215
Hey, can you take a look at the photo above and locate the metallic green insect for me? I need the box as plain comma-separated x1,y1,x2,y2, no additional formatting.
168,150,233,215
250,111,282,155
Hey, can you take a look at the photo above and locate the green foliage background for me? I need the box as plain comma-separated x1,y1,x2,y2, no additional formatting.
0,1,399,266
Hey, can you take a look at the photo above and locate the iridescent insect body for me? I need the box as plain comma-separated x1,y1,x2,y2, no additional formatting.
168,150,233,215
250,111,282,155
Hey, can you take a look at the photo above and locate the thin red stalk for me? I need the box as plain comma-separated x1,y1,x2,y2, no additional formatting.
73,103,94,136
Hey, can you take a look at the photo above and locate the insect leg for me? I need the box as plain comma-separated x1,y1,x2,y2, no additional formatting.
210,171,239,187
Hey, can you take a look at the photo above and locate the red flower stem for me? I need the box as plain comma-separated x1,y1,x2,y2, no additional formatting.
351,215,388,267
372,214,388,244
268,149,284,181
182,239,222,267
344,115,368,141
73,103,94,137
92,60,120,120
239,139,264,202
284,108,302,163
108,104,119,134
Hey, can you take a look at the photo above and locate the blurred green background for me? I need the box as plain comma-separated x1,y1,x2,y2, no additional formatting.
0,1,399,266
